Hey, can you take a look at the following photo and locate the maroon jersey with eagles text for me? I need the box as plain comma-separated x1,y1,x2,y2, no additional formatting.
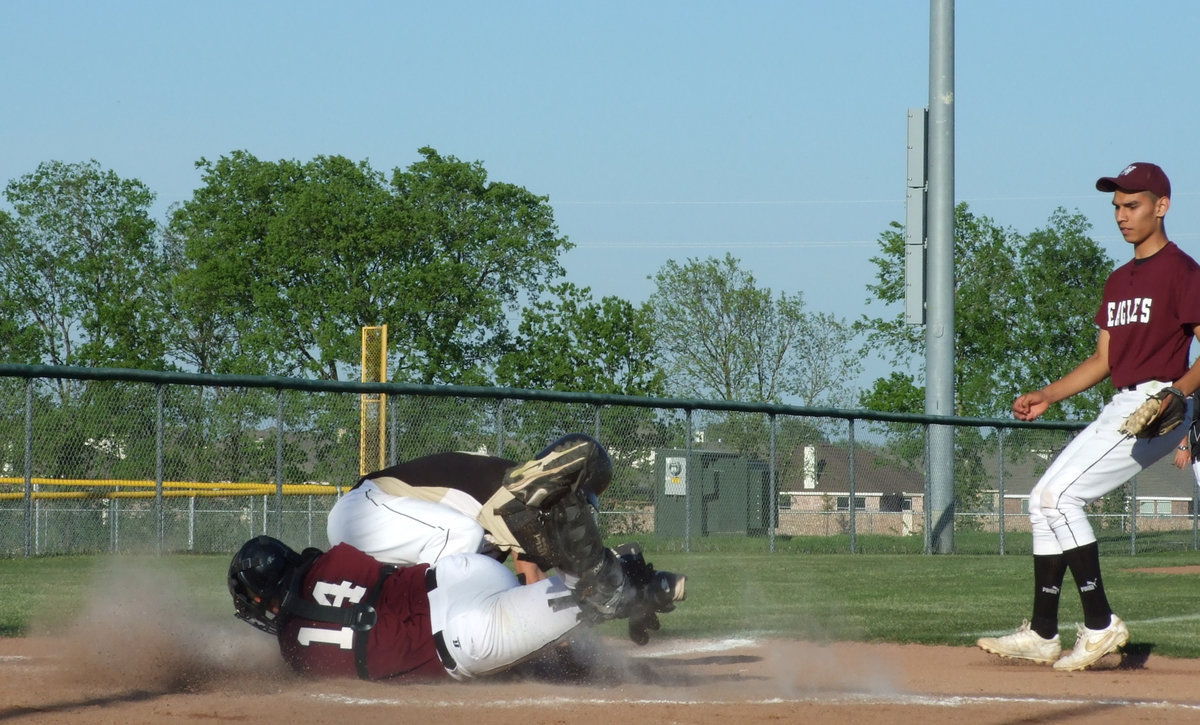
276,543,447,682
1094,242,1200,389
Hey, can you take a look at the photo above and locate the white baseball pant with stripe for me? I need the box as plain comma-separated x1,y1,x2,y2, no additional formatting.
1030,380,1194,555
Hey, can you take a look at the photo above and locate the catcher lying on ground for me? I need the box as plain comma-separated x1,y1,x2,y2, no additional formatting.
228,442,685,682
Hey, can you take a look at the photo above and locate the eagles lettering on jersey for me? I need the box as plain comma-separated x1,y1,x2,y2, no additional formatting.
1106,297,1151,327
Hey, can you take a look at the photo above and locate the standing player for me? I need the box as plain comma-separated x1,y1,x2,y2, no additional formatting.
228,457,685,682
327,434,610,583
978,162,1200,671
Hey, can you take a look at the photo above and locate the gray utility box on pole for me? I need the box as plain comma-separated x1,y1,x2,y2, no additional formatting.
654,449,776,538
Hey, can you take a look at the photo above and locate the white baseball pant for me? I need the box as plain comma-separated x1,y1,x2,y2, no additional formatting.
1030,380,1195,555
326,480,487,565
427,553,581,681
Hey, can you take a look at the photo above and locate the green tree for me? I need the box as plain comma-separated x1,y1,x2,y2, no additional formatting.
1005,208,1116,419
0,161,167,487
166,152,399,378
857,204,1113,514
388,148,569,384
0,160,164,373
493,281,668,491
167,147,569,383
858,205,1112,420
495,282,666,396
0,211,40,363
648,253,861,406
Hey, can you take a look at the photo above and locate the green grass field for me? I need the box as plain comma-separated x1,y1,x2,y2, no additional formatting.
4,543,1199,658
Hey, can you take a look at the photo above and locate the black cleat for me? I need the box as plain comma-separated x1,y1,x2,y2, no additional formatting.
612,542,687,646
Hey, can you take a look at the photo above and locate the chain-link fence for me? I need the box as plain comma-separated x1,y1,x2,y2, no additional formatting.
3,364,1199,558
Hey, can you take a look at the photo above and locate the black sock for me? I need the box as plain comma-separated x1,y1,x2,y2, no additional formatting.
1030,553,1067,639
1062,542,1113,630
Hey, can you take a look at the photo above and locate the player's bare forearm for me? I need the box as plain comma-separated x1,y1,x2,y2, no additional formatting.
1171,354,1200,397
514,557,546,584
1015,354,1110,421
1052,354,1110,400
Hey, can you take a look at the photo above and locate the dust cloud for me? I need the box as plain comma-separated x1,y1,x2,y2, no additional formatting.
29,557,288,694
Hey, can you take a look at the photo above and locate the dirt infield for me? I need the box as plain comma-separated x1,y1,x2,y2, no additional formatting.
4,560,1200,724
4,630,1200,725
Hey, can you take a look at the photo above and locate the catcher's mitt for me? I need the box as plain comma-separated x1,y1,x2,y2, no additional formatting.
1119,386,1187,438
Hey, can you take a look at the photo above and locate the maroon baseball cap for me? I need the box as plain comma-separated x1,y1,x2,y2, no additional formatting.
1096,162,1171,198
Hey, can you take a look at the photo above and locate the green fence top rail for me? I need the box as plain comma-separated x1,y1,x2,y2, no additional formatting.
0,363,1086,432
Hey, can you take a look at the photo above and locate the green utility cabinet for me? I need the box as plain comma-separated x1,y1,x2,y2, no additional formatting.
654,449,776,537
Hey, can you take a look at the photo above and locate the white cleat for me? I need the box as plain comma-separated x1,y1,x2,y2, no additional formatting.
977,620,1062,664
1052,615,1129,672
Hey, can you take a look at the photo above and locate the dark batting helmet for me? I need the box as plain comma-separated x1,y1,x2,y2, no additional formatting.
537,433,612,508
228,535,303,635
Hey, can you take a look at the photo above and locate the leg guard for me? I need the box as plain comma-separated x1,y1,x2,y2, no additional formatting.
544,488,607,576
494,488,630,619
543,489,634,621
498,490,680,625
493,497,557,572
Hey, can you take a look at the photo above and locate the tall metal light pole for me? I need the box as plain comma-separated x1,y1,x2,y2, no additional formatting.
926,0,956,553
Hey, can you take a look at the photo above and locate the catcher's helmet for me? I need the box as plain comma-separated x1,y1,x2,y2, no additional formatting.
228,535,302,635
537,433,612,506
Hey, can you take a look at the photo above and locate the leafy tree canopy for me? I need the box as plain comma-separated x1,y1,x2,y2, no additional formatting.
0,160,164,373
858,204,1113,420
166,147,570,382
495,281,667,396
648,253,861,406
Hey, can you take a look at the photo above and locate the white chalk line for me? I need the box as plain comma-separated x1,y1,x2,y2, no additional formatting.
311,692,1200,713
624,636,757,657
306,636,1200,713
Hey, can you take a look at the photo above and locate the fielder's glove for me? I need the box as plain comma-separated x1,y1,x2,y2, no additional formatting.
1119,386,1187,438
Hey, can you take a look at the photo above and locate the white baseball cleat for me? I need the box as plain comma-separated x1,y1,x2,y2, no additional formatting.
977,620,1062,664
1052,615,1129,671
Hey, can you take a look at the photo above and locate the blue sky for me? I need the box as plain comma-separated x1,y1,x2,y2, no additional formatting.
5,1,1200,393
